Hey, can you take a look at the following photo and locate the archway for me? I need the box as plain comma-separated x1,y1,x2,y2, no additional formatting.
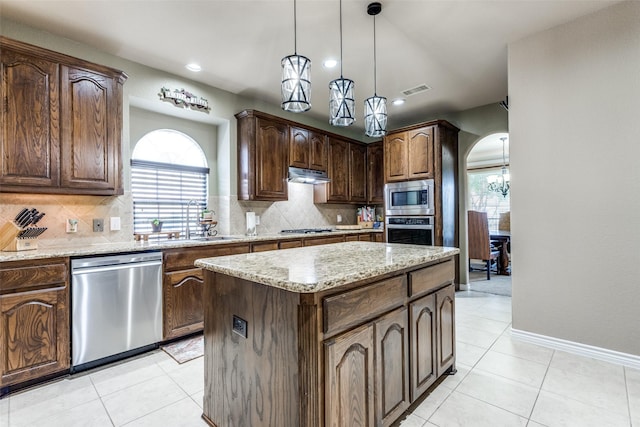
461,132,511,294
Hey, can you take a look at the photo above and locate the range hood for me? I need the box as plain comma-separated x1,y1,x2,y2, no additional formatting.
288,167,331,184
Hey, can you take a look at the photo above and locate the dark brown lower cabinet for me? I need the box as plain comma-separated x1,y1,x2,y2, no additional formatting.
163,268,205,340
410,293,437,400
0,258,70,388
375,307,410,426
436,284,456,375
325,323,375,427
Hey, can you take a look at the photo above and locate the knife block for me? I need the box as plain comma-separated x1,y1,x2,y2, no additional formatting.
0,221,21,251
0,222,40,252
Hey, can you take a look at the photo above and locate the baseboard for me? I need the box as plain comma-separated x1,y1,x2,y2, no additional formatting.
511,328,640,370
459,282,470,291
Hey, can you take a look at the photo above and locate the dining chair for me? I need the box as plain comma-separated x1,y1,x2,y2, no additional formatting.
468,210,501,280
498,211,511,231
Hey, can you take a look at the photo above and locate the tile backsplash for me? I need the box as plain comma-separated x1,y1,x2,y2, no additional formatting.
0,193,133,248
0,183,374,248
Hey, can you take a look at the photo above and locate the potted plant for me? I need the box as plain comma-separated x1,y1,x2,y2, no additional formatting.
151,219,163,232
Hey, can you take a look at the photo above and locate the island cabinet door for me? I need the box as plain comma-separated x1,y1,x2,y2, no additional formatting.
436,284,455,376
325,323,375,427
374,307,410,427
409,293,437,402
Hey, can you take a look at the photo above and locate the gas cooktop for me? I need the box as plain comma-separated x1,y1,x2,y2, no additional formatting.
280,228,333,234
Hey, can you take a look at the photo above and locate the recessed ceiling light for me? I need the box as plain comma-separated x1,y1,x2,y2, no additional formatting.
323,59,338,68
185,63,202,72
392,98,406,106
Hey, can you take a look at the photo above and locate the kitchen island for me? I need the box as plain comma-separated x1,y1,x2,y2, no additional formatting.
195,241,459,427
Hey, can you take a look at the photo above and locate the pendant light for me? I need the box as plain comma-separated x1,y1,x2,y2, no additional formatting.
281,0,311,113
329,0,355,126
364,2,387,137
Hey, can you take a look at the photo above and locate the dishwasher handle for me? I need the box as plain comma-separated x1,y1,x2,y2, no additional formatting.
72,260,162,276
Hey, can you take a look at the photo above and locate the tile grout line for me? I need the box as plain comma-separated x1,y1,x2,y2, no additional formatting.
525,347,555,425
89,374,116,427
624,367,633,427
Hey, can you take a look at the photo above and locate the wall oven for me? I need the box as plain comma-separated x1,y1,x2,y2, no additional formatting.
384,180,435,216
386,216,434,246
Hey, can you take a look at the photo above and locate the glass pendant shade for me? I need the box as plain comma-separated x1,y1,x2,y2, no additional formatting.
364,95,387,137
281,54,311,112
329,77,355,126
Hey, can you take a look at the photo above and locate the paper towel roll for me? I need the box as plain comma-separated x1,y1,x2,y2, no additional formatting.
246,212,257,236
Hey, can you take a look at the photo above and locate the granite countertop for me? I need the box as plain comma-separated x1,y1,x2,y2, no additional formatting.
195,241,459,293
0,229,383,262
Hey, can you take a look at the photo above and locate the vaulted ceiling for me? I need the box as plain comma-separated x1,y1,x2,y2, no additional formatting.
0,0,621,135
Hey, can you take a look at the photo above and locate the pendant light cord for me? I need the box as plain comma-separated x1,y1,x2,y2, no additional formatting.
339,0,344,77
373,13,377,95
293,0,297,54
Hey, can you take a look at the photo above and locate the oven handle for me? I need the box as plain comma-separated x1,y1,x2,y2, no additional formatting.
386,224,433,229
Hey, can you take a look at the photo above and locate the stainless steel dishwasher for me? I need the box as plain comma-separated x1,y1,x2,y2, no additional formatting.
71,252,163,369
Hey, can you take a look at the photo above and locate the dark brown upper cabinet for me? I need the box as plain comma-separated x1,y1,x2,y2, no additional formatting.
367,141,384,204
289,126,327,172
0,36,127,195
236,110,289,201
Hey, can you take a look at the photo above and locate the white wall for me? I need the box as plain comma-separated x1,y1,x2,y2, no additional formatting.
509,1,640,356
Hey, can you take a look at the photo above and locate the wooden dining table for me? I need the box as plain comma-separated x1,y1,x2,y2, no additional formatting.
490,230,511,275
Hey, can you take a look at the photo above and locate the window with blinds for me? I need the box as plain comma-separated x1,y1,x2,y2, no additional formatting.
130,128,210,239
131,160,209,237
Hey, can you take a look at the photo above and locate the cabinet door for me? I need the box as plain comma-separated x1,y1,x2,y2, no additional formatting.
0,48,60,189
374,307,410,427
436,284,455,375
0,286,69,386
407,127,434,180
384,132,407,182
163,268,204,340
60,66,122,194
349,143,367,203
255,117,289,200
309,131,328,171
325,323,375,427
367,142,384,204
409,293,437,401
326,137,349,202
289,126,309,169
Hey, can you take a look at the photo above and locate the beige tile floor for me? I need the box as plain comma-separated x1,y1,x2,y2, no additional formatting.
1,290,638,426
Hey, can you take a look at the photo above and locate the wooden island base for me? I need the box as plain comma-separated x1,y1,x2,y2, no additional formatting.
198,244,457,427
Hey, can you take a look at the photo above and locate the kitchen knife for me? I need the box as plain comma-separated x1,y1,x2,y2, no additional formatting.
15,209,31,227
32,227,47,238
31,212,45,225
14,208,28,222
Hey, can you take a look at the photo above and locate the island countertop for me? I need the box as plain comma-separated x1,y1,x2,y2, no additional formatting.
194,241,459,293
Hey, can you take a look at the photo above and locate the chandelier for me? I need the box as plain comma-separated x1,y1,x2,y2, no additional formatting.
487,137,510,197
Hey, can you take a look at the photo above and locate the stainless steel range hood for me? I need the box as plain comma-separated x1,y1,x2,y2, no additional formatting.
288,167,330,184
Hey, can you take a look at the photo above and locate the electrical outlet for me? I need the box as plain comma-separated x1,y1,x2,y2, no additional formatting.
66,219,79,233
255,215,260,225
232,315,248,338
110,216,121,231
93,218,104,232
337,214,343,223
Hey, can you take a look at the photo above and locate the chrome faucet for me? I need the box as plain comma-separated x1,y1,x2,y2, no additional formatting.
185,199,199,239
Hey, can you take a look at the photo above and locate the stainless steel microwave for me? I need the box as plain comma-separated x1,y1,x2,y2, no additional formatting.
384,180,435,216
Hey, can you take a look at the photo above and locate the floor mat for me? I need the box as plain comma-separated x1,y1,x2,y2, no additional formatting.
469,270,512,296
161,334,204,364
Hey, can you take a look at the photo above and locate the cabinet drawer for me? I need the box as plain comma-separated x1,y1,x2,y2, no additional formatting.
304,236,345,246
279,239,302,249
409,259,454,297
323,275,406,336
0,258,68,294
252,242,279,252
164,244,250,271
344,235,359,242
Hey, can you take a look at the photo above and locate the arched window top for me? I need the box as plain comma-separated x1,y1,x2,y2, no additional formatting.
132,129,207,168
